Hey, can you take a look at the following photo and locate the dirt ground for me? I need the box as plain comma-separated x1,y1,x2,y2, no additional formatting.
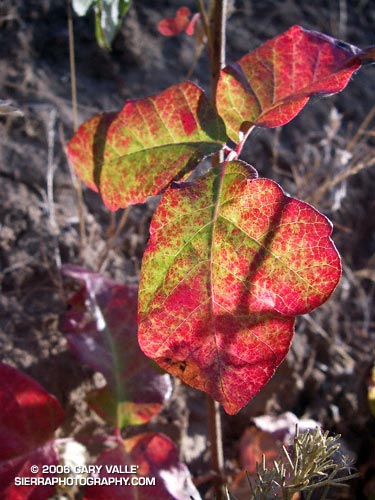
0,1,375,499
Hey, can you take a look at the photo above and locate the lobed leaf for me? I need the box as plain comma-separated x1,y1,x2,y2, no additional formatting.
216,25,363,140
0,363,63,499
83,433,201,500
138,161,341,414
61,266,172,427
67,82,227,210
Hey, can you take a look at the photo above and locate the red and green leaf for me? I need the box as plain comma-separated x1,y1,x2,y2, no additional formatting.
0,363,63,499
67,82,227,210
138,161,341,414
216,25,363,140
83,433,201,500
61,266,172,427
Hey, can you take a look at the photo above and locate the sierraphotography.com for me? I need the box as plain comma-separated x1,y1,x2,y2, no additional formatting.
14,476,156,487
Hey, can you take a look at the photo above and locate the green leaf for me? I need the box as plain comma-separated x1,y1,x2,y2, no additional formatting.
67,82,227,210
138,161,341,414
72,0,131,49
95,0,132,49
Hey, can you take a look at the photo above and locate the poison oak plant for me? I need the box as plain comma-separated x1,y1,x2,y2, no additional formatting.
67,24,374,415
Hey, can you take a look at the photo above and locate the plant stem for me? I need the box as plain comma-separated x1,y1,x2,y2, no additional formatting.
67,0,78,132
209,0,227,97
207,395,225,498
209,0,226,171
206,1,227,498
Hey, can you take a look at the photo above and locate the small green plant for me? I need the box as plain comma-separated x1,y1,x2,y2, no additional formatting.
72,0,131,49
227,427,358,500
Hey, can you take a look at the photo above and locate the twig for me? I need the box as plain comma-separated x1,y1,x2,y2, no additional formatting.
46,107,62,271
67,0,78,132
307,153,375,205
96,206,131,272
66,0,87,256
346,102,375,152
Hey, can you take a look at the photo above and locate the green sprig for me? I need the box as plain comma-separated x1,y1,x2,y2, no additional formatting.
226,427,358,500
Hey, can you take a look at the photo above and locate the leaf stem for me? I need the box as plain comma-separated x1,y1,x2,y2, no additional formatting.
197,0,210,42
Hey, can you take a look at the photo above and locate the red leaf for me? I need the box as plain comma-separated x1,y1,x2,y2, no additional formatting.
61,266,172,427
67,82,227,210
83,433,201,500
138,161,341,414
0,444,59,500
217,25,363,140
240,426,280,475
0,363,64,461
157,7,192,36
0,363,63,499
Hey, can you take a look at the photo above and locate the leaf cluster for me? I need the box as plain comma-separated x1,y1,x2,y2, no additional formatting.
67,23,374,414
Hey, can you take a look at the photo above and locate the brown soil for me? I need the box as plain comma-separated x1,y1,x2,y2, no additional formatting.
1,1,374,499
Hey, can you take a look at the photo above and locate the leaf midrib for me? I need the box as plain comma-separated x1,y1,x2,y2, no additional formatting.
105,141,223,166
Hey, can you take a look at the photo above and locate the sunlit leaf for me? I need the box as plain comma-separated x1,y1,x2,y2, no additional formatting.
217,25,363,140
61,266,172,428
72,0,93,16
83,433,201,500
138,161,341,414
95,0,132,49
67,82,227,210
72,0,131,49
